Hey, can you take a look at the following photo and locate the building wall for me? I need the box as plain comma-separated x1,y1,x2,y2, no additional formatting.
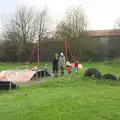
93,35,120,60
39,35,120,61
100,36,109,52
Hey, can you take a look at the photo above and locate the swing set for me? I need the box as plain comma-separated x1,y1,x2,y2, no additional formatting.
17,39,82,71
64,40,83,69
27,39,85,71
64,40,74,62
28,43,40,69
27,40,74,69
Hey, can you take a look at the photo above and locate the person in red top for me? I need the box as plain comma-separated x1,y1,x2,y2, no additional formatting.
74,60,79,74
67,63,72,74
66,61,72,74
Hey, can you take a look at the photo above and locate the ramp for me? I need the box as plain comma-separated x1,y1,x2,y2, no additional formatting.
0,70,36,83
34,70,51,77
0,81,19,90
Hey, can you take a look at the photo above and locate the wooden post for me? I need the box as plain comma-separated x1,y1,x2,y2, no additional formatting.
64,40,68,60
9,82,11,90
36,70,38,78
37,42,40,68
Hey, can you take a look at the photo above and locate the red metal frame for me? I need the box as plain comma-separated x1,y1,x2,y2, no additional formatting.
28,47,35,65
28,40,74,67
28,42,40,68
64,40,74,62
64,40,68,60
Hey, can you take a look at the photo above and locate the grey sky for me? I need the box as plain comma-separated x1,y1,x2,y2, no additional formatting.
0,0,120,30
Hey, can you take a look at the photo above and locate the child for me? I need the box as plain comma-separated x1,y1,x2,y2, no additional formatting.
66,62,72,75
74,60,79,74
44,64,47,71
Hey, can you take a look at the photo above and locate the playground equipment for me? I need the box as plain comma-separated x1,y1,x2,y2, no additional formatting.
0,69,51,90
28,40,83,70
28,42,41,68
27,42,52,77
64,40,74,62
0,81,19,90
64,40,83,69
0,40,82,90
0,70,35,90
0,42,51,90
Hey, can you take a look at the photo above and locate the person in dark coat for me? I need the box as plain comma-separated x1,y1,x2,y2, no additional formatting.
52,53,59,77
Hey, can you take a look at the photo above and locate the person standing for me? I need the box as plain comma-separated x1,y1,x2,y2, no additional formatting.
66,62,72,75
58,53,66,76
52,53,59,77
74,60,79,74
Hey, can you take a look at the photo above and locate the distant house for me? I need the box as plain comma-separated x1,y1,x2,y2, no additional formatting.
87,29,120,48
40,29,120,46
36,29,120,61
87,29,120,60
87,29,120,37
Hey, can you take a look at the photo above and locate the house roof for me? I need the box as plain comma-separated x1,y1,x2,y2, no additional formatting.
33,29,120,43
87,29,120,37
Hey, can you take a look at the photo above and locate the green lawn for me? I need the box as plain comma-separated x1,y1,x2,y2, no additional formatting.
0,62,120,120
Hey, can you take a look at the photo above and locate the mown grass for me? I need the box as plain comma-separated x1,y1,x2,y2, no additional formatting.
0,62,120,120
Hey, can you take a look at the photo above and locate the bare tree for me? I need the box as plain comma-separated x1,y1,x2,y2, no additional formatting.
2,19,19,43
55,5,88,40
65,5,88,37
0,5,51,62
35,7,49,41
54,5,102,59
14,5,36,43
2,5,36,44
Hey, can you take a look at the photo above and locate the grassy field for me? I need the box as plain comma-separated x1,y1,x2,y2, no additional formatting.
0,62,120,120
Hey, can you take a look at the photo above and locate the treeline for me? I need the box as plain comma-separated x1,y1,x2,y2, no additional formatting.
0,5,118,62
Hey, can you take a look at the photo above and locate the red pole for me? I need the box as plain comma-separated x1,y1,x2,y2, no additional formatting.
64,40,68,60
66,40,74,62
64,40,66,56
28,47,35,65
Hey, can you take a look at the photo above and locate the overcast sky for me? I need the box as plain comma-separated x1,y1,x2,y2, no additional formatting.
0,0,120,30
